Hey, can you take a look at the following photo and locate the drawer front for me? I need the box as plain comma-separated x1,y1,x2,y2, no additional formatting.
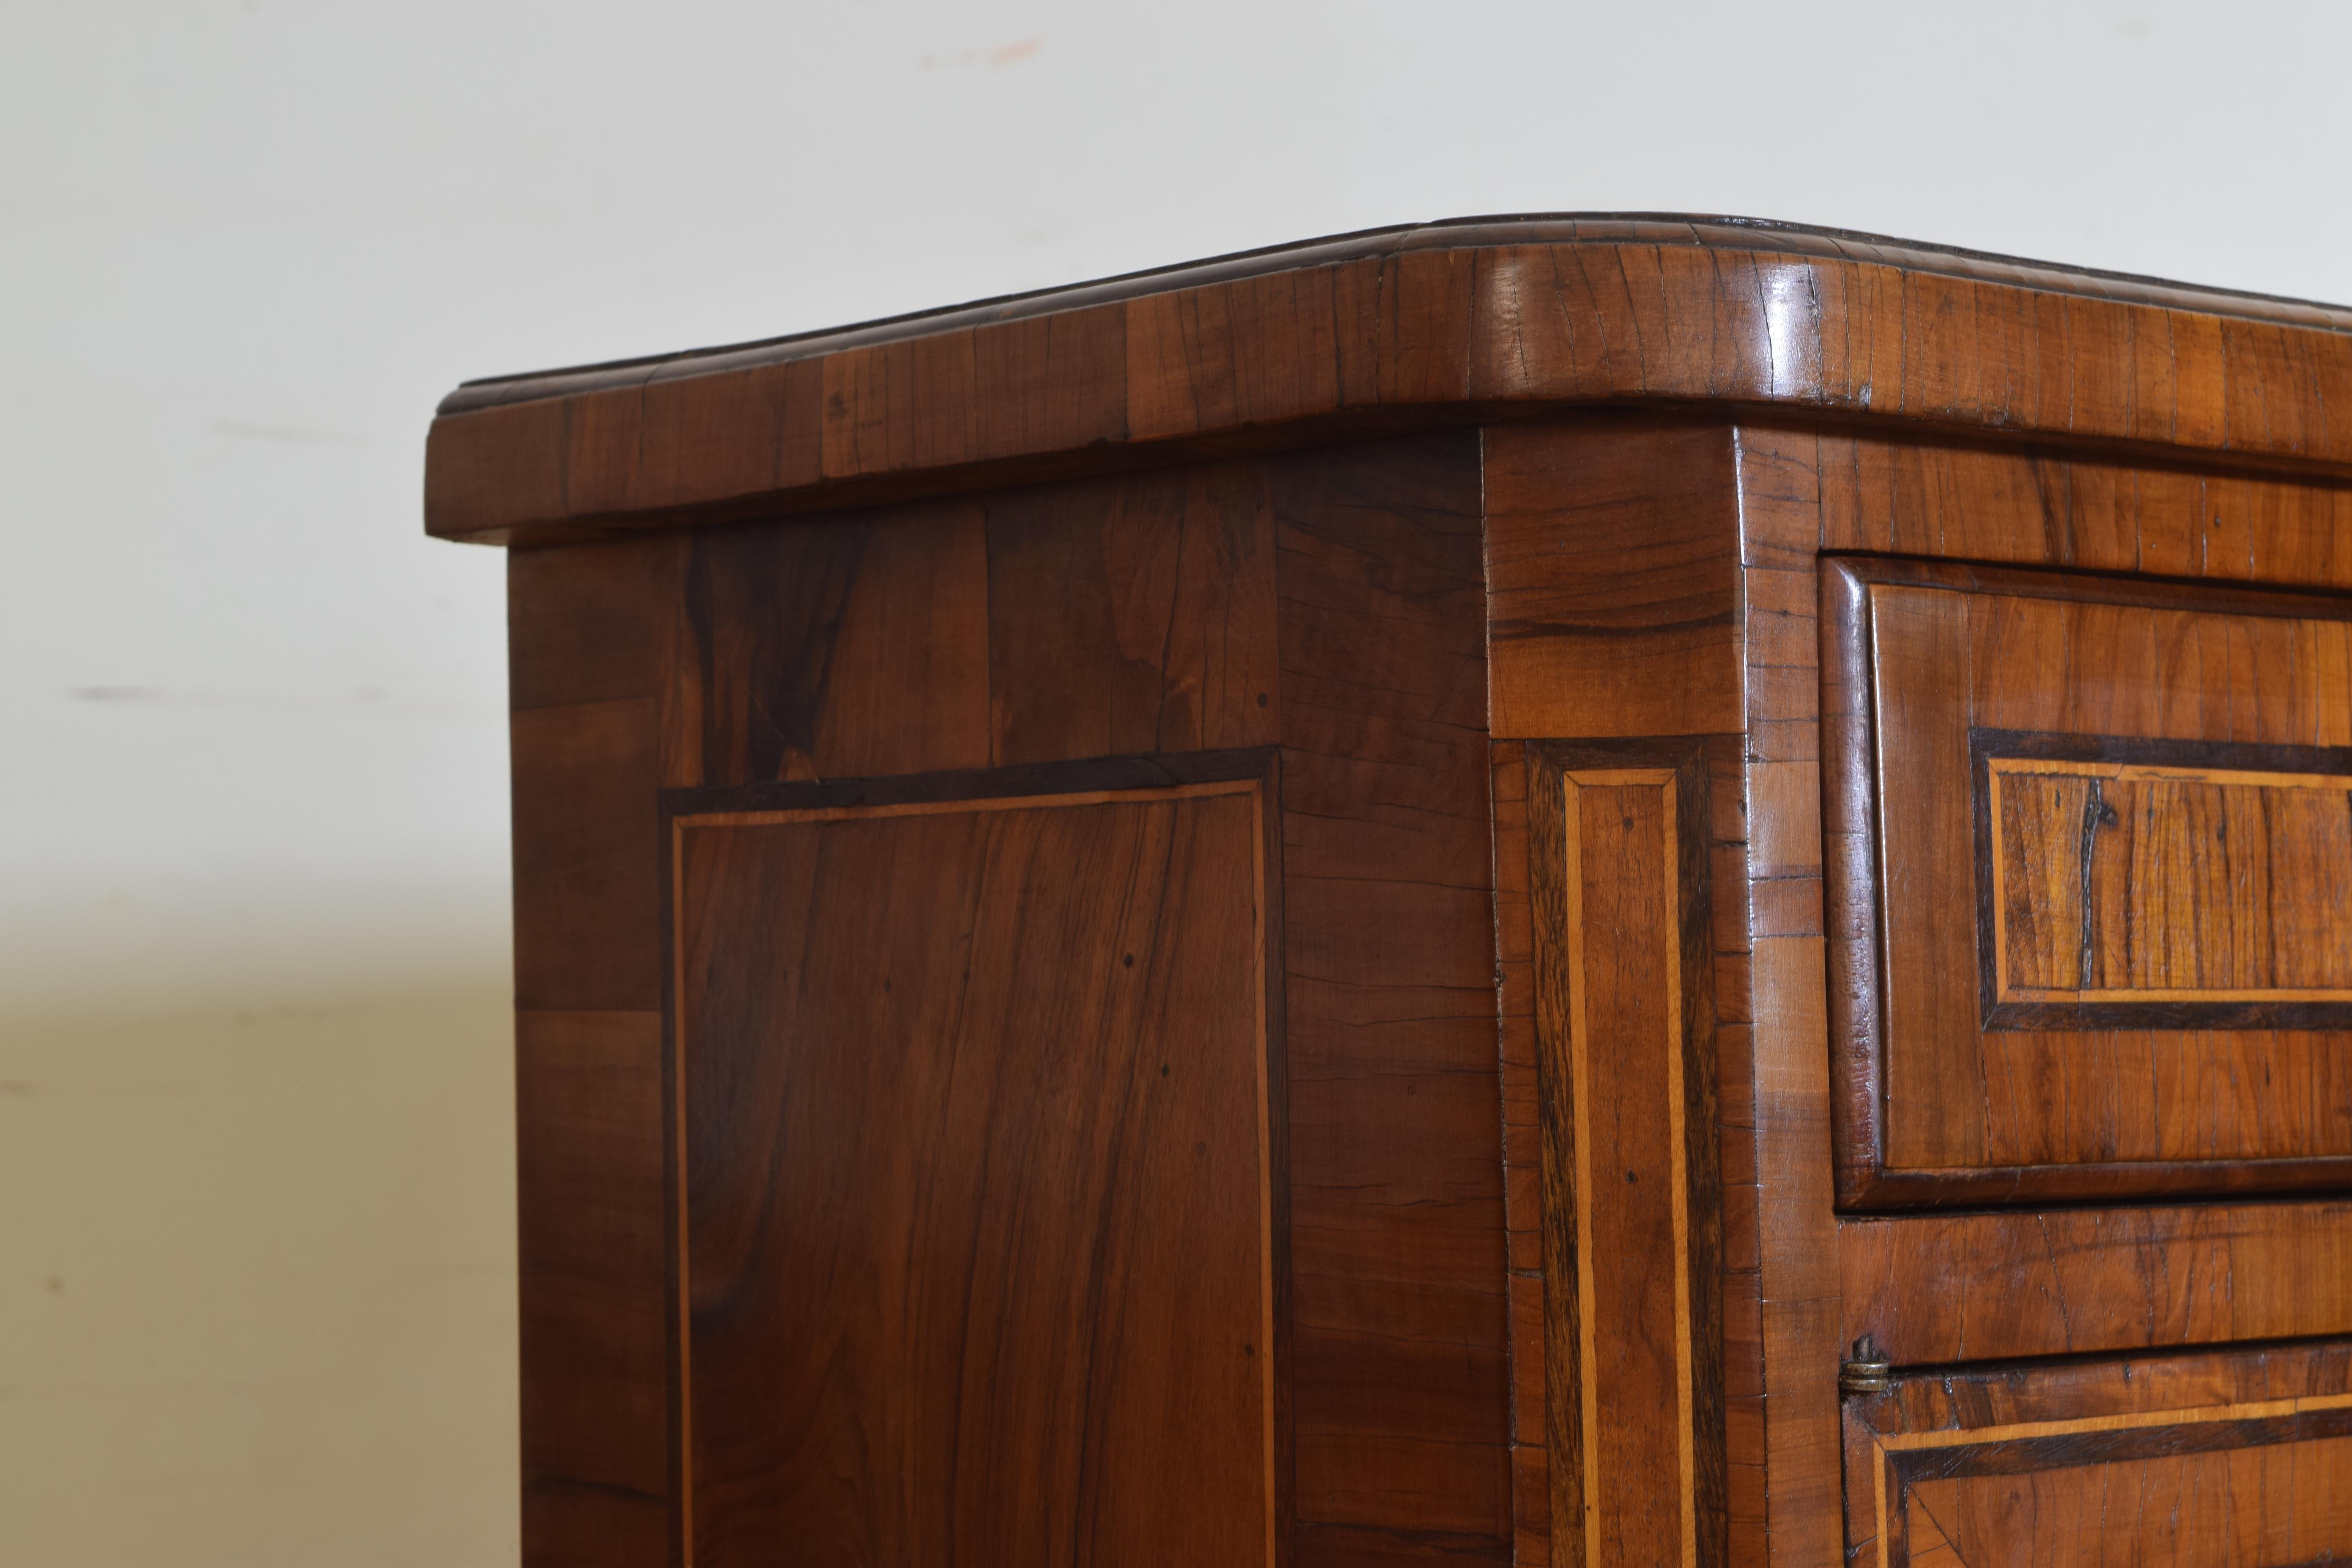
1843,1343,2352,1568
1824,557,2352,1206
1841,1200,2352,1366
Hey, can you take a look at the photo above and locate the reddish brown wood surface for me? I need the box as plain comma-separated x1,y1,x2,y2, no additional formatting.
1488,421,1846,1568
1812,428,2352,589
1843,1341,2352,1567
672,506,992,783
1722,422,2352,1564
1843,1199,2352,1364
1269,436,1510,1566
427,218,2352,546
1485,419,1743,739
473,231,2352,1568
1728,426,1845,1568
503,436,1508,1566
1825,556,2352,1206
986,464,1278,763
1990,754,2352,1004
1490,743,1547,1565
675,786,1271,1568
656,469,1278,791
1483,418,1753,1567
1524,744,1724,1568
510,700,661,1012
507,543,681,1564
515,1010,669,1567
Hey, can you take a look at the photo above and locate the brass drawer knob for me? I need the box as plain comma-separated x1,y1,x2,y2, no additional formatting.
1840,1335,1892,1396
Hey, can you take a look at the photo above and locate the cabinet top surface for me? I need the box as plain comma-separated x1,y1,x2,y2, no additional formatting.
426,213,2352,546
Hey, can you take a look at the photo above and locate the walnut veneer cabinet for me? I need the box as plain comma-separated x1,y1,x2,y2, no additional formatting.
426,217,2352,1568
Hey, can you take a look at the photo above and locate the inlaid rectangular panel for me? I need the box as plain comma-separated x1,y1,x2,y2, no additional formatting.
1528,744,1724,1568
1823,557,2352,1206
1841,1341,2352,1568
1978,737,2352,1024
671,775,1275,1568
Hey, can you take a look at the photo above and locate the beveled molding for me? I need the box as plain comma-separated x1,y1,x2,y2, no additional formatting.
425,214,2352,545
1821,555,2352,1210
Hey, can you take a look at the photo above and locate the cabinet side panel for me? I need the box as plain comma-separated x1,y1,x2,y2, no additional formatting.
508,543,686,1564
984,460,1280,765
666,505,992,788
511,701,661,1013
678,789,1273,1568
1272,433,1512,1565
515,1011,670,1567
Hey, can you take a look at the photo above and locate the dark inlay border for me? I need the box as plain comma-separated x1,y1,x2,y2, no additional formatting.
1968,728,2352,1031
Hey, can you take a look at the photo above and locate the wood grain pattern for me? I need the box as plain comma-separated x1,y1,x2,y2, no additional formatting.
1842,1342,2352,1567
1896,1438,2352,1568
1528,746,1724,1568
508,438,1514,1567
465,233,2352,1568
1570,771,1695,1568
985,462,1279,764
1489,743,1551,1567
1813,427,2352,591
1986,750,2352,1010
511,700,662,1013
426,218,2352,546
1485,419,1742,739
508,535,683,713
1499,735,1751,1568
674,782,1274,1568
1825,555,2352,1206
657,462,1280,788
1268,434,1511,1566
1748,934,1841,1568
515,1010,670,1567
1698,736,1765,1568
1864,583,1984,1176
1842,1199,2352,1364
1729,424,1843,1568
505,544,685,1564
668,505,990,787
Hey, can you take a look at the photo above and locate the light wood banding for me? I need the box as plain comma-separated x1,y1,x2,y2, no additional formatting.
1987,753,2352,1006
1532,748,1723,1568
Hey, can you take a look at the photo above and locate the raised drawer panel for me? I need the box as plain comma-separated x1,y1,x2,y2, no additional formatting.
1843,1342,2352,1568
1824,557,2352,1206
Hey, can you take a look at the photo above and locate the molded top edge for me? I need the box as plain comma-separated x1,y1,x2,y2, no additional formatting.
436,213,2352,416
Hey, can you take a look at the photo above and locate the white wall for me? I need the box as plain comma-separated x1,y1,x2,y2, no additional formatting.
2,2,2345,1562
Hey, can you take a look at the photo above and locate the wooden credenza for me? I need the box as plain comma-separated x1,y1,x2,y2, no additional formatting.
426,218,2352,1568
